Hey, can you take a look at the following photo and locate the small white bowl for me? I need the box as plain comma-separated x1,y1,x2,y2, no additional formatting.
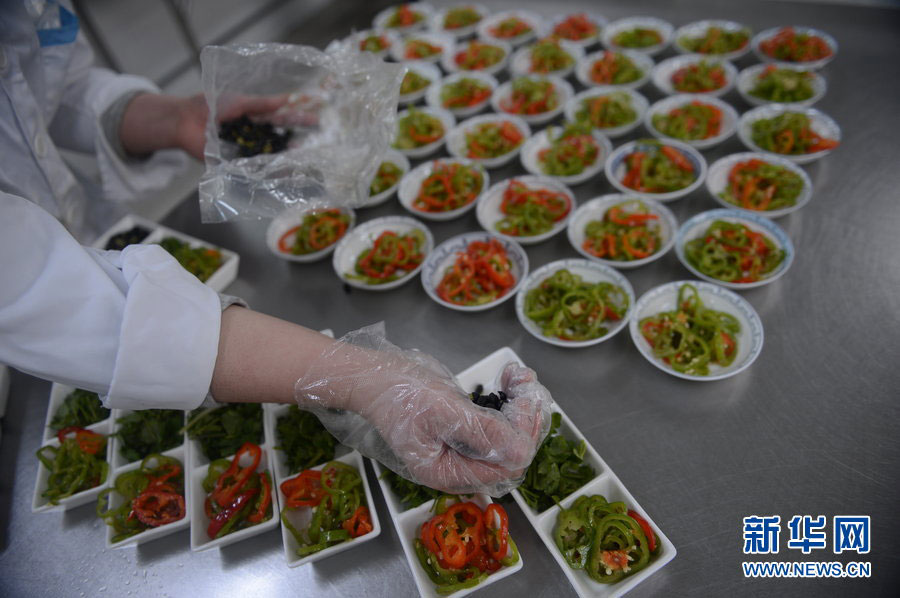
492,75,574,126
630,280,764,381
392,105,456,159
446,113,531,169
752,26,838,70
333,215,434,291
516,258,634,348
651,54,737,97
673,20,753,62
420,231,529,312
564,86,648,138
644,94,739,150
351,29,401,60
373,2,434,35
574,49,654,90
266,205,356,263
543,12,608,49
397,158,489,221
605,138,707,201
476,175,575,245
390,31,454,65
707,152,813,218
363,149,410,209
675,208,795,289
429,3,489,39
519,125,613,186
476,10,542,47
426,71,498,118
737,104,841,164
397,61,442,105
442,39,511,76
736,63,827,108
601,16,673,56
567,194,678,269
510,38,585,78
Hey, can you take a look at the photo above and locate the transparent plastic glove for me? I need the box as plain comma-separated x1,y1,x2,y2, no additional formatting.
294,324,552,496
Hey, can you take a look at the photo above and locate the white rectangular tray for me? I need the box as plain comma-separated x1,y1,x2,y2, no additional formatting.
455,347,677,598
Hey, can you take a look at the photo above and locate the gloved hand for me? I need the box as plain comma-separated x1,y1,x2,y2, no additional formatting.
294,324,551,496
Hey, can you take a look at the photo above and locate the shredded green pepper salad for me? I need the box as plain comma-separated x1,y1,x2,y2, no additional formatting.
443,7,482,30
679,26,750,54
394,108,446,150
38,427,108,504
720,159,805,212
159,237,223,282
618,140,696,193
280,461,373,557
453,41,505,71
613,27,663,48
750,112,838,155
749,66,816,103
651,101,723,141
384,4,423,29
98,454,186,543
671,60,727,93
639,283,740,375
582,201,663,262
465,120,524,160
359,34,390,53
685,220,785,283
538,121,600,176
277,209,351,256
440,77,492,109
575,91,637,129
414,161,484,213
203,442,273,540
404,39,443,61
529,37,575,73
555,494,661,583
524,269,629,341
50,388,109,430
500,77,560,115
495,179,571,237
349,229,427,285
400,70,432,96
369,161,403,196
588,52,643,86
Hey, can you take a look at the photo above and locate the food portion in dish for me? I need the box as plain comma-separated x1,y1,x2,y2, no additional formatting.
105,225,151,250
159,237,223,282
575,91,638,129
218,115,291,158
587,51,644,86
748,66,816,103
277,209,351,255
759,27,833,63
394,108,446,150
405,38,443,60
719,159,805,212
401,69,433,95
639,283,740,375
359,33,391,53
489,16,533,40
523,269,629,341
442,6,482,30
280,460,373,556
750,112,838,155
552,14,600,42
538,121,600,177
453,41,506,71
414,161,484,213
613,27,663,48
50,388,109,430
380,468,442,510
384,4,425,29
203,442,273,540
500,77,561,116
115,409,183,463
652,101,723,141
349,229,427,285
680,26,749,54
583,201,663,261
670,60,727,93
370,161,404,196
528,38,576,73
436,238,515,306
685,220,785,283
98,454,186,543
495,179,571,237
465,120,524,160
276,405,337,475
415,497,519,594
186,403,263,462
555,494,660,582
618,140,696,193
440,77,492,109
38,427,108,504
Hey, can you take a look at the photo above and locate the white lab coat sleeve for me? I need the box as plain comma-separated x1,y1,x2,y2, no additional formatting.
0,192,220,410
46,33,190,203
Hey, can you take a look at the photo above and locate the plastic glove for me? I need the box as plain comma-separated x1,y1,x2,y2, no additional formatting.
294,324,551,496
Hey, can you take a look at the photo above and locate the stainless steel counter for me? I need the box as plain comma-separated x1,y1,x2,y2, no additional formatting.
2,1,900,596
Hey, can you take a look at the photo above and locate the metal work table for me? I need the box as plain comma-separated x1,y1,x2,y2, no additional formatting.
2,1,899,596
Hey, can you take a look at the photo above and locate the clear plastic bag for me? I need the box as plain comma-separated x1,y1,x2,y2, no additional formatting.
294,323,552,497
198,41,403,222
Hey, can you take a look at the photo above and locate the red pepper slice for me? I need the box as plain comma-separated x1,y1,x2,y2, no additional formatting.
280,470,324,508
132,490,185,527
433,516,468,569
247,472,272,523
628,509,657,552
483,503,509,562
342,506,374,538
211,442,261,507
57,426,105,456
207,488,258,539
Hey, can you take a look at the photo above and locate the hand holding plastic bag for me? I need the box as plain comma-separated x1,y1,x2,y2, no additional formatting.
294,324,551,496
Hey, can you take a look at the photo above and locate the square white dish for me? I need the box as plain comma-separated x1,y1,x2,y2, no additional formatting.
142,227,240,293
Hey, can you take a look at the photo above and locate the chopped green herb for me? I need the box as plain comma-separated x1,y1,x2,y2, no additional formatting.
186,404,263,461
50,388,109,430
276,406,338,474
115,409,184,463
